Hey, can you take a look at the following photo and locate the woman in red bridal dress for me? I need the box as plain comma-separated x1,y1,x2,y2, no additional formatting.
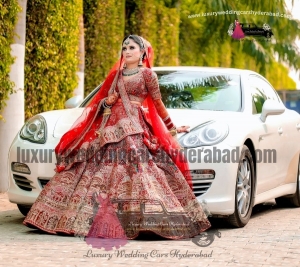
84,187,128,250
232,19,245,40
23,35,211,242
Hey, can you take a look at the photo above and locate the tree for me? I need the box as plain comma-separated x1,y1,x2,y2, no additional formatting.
125,0,180,66
179,0,300,89
83,0,125,95
24,0,81,119
0,0,26,192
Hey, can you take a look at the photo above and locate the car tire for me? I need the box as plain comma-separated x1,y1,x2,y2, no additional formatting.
227,145,255,228
17,204,31,216
276,156,300,207
290,160,300,206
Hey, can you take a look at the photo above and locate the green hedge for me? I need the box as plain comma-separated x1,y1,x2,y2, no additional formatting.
25,0,81,119
0,1,20,120
83,0,125,95
125,0,180,66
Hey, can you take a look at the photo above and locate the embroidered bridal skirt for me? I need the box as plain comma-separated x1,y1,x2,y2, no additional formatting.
23,132,210,239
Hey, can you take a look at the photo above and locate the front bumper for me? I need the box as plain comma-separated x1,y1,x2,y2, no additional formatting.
8,134,58,205
185,143,241,216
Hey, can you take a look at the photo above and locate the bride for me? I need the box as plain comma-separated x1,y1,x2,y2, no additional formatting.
23,35,211,240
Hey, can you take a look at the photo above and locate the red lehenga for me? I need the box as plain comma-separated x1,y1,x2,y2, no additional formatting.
23,37,211,241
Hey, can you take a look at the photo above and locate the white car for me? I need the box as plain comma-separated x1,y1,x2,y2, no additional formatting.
8,67,300,227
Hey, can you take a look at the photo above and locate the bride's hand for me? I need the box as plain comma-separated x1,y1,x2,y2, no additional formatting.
176,126,190,133
106,92,119,105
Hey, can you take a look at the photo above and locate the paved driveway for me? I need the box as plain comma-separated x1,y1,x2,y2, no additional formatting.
0,193,299,267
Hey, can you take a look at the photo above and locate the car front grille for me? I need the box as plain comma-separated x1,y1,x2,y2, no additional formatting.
190,170,215,197
38,177,51,188
192,181,213,197
13,174,35,191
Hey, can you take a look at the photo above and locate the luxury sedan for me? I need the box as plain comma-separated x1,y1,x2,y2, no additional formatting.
8,67,300,227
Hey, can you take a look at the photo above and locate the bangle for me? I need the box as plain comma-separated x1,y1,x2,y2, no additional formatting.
103,99,112,109
162,115,175,130
169,126,177,136
163,117,171,125
165,120,174,128
162,115,170,122
167,122,175,130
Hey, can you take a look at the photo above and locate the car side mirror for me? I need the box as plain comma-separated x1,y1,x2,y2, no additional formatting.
260,99,285,122
64,95,83,109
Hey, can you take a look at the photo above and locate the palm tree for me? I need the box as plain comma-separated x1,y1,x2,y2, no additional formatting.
0,0,26,192
179,0,300,88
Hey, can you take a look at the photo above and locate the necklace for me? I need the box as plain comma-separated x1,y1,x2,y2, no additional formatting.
122,67,140,76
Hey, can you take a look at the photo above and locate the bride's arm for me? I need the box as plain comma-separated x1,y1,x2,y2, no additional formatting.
152,99,190,134
143,68,190,134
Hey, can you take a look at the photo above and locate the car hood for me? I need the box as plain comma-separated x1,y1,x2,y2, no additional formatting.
53,108,85,138
168,109,245,130
52,108,245,138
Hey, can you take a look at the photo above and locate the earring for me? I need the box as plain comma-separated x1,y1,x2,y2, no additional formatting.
123,63,127,69
138,56,143,66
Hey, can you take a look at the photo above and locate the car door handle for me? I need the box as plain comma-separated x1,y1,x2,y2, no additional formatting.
296,123,300,130
278,127,283,134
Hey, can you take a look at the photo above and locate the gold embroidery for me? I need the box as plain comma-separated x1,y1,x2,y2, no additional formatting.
96,69,162,147
142,68,162,100
99,117,143,146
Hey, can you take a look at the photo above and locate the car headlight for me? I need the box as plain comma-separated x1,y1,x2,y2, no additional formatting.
179,121,229,148
20,115,47,144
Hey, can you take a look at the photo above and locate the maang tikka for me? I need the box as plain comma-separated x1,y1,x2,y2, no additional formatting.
124,35,131,45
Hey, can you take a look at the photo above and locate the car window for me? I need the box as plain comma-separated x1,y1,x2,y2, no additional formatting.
252,97,258,114
251,86,267,114
114,200,141,213
249,75,280,114
258,78,281,103
157,71,242,111
79,84,101,107
143,203,164,213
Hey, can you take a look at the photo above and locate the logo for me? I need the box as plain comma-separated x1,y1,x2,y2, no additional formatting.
74,190,128,251
228,20,274,40
75,195,216,251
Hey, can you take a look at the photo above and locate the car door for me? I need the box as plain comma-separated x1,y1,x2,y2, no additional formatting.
258,77,297,186
249,75,285,193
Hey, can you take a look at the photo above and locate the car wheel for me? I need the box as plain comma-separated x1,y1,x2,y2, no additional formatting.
276,156,300,207
17,204,31,216
227,145,255,227
290,158,300,206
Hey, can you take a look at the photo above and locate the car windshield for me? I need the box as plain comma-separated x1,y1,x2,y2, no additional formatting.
81,70,242,112
157,70,241,111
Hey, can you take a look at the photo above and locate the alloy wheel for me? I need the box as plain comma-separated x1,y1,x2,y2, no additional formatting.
236,158,252,218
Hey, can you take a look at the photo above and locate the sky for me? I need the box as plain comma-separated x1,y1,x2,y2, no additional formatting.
285,0,300,88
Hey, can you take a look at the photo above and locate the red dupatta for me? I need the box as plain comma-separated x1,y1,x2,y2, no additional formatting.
54,36,192,189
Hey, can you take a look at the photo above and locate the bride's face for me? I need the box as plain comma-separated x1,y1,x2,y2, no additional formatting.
122,38,143,66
